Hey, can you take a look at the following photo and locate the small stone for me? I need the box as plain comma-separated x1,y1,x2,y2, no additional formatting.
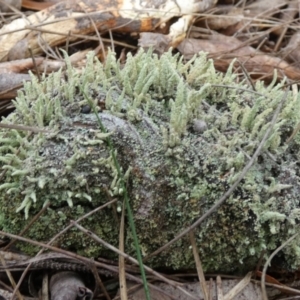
81,105,91,114
193,119,208,133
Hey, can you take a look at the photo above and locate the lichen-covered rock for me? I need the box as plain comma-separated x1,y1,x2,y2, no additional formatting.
1,49,300,273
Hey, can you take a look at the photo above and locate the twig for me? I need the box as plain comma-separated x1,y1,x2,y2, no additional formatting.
254,249,266,280
261,232,299,300
189,231,208,300
237,59,256,91
28,46,41,82
108,30,115,53
0,123,50,133
0,254,23,300
119,201,127,300
82,7,106,61
88,259,111,300
216,276,224,300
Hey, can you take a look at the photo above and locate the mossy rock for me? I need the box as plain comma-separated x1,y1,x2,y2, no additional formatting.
1,49,300,273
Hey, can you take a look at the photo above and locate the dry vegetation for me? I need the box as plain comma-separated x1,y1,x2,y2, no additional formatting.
0,0,300,299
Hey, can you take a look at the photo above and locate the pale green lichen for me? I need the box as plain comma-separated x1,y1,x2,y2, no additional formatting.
1,49,300,273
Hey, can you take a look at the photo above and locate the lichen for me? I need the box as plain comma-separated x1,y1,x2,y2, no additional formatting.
1,49,300,273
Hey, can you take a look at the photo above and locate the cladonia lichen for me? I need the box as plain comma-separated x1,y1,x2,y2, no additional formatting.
1,49,300,273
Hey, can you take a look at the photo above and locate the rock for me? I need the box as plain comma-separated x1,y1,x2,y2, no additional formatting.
1,49,300,273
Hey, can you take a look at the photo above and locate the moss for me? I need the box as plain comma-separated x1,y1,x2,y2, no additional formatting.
1,49,300,273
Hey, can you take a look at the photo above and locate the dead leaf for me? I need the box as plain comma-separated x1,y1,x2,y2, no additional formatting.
282,31,300,67
219,0,290,37
203,7,244,31
0,0,217,61
122,278,262,300
22,0,55,10
0,73,31,93
178,35,300,81
223,272,252,300
0,57,44,74
138,32,170,55
7,39,30,61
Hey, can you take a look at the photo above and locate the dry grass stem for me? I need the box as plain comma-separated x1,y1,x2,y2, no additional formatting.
189,231,208,300
119,202,127,300
261,232,299,300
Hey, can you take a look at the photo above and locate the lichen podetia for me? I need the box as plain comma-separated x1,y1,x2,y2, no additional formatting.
1,49,300,272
